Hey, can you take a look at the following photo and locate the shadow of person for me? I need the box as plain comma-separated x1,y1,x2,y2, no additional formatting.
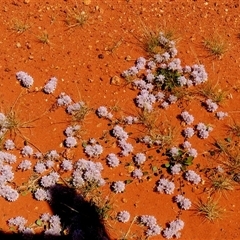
0,184,111,240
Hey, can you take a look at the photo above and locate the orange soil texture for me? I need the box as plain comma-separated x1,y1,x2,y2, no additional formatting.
0,0,240,239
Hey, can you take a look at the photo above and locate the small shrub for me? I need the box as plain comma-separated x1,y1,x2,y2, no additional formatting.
37,31,50,45
203,34,228,58
65,7,88,28
195,198,224,221
11,19,30,33
197,81,227,104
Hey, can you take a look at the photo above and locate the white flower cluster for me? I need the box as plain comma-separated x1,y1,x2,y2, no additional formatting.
196,122,213,139
72,159,105,187
139,215,162,237
34,162,46,173
106,153,120,168
205,99,218,112
66,101,86,115
0,161,19,202
112,125,128,140
96,106,113,119
163,219,184,239
180,111,194,125
216,111,228,120
133,79,154,91
45,150,60,160
111,181,125,193
57,92,72,106
4,139,15,150
8,216,27,230
136,56,147,70
34,188,48,201
0,151,17,164
60,159,73,171
170,164,182,175
122,66,139,78
190,64,208,85
156,178,175,194
132,168,143,179
21,145,33,157
182,127,195,138
169,147,179,157
43,77,57,94
182,140,191,149
184,170,201,184
135,90,156,112
84,142,103,158
16,71,34,88
18,160,32,171
174,194,192,210
40,172,60,188
64,125,80,137
0,113,9,138
117,210,130,223
64,136,77,148
123,116,138,125
187,147,198,158
117,139,134,156
133,153,146,165
140,135,161,146
44,214,62,237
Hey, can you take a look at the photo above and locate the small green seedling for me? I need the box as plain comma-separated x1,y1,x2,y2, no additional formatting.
203,35,228,58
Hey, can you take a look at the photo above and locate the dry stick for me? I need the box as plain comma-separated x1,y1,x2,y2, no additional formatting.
60,202,80,213
9,89,25,113
52,166,72,188
189,45,201,65
123,216,137,239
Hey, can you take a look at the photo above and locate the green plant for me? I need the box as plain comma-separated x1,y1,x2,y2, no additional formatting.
71,103,90,123
11,19,30,33
137,108,159,132
164,148,195,170
91,196,113,221
105,38,123,55
195,198,224,222
203,35,228,58
197,80,227,104
227,120,240,137
65,8,88,29
139,24,178,56
37,31,50,45
208,173,234,195
137,113,177,151
156,67,182,91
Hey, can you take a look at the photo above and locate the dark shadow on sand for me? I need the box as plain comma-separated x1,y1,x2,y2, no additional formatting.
0,184,111,240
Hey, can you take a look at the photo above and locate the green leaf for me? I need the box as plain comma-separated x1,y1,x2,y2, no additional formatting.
124,179,133,184
224,137,231,143
164,163,170,168
20,190,29,196
183,156,194,166
9,227,15,232
82,142,87,148
143,171,149,176
152,166,158,172
35,219,43,226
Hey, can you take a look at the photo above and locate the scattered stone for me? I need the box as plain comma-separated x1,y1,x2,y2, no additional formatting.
83,0,91,5
98,54,104,59
125,55,131,61
110,76,121,85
